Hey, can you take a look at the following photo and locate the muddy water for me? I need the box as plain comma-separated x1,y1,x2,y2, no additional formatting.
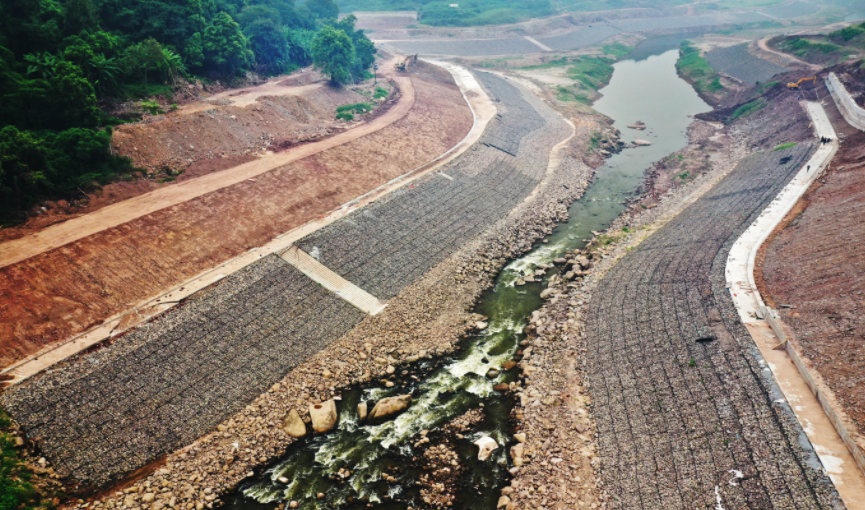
223,50,709,510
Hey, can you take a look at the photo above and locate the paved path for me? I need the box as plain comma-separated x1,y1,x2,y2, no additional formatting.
0,66,413,269
584,144,843,509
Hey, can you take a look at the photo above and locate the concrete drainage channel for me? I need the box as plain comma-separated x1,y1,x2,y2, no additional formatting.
727,101,865,506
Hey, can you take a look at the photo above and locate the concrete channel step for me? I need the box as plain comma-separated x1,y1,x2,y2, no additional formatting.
279,245,388,315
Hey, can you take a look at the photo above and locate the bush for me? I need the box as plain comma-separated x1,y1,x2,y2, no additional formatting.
0,126,137,224
336,102,374,114
730,99,765,120
373,86,388,99
336,112,354,121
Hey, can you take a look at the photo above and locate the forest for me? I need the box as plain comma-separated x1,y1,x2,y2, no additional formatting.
0,0,375,225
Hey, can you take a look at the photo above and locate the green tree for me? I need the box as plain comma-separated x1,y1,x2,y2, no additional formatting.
306,0,338,20
311,25,354,84
246,19,290,74
123,38,166,88
0,0,63,57
203,11,254,75
329,15,376,79
0,126,48,215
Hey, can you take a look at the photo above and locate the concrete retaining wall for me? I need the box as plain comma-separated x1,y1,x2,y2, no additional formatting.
825,72,865,130
762,305,865,477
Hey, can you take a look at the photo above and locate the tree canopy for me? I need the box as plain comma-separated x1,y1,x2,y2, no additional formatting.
311,25,355,83
0,0,379,225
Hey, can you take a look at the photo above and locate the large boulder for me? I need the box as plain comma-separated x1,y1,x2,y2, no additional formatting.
358,402,368,422
475,436,498,461
282,409,307,438
368,394,412,421
309,400,338,433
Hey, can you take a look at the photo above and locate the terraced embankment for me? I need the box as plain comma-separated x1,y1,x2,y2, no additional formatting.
706,43,788,85
584,144,843,509
0,71,572,487
0,64,470,368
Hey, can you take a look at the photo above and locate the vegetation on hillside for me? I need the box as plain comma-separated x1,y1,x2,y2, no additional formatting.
830,21,865,48
777,37,853,62
675,40,724,99
0,0,377,225
0,410,45,510
519,46,631,104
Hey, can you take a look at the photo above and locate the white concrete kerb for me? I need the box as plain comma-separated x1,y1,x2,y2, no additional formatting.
725,102,865,506
727,102,837,325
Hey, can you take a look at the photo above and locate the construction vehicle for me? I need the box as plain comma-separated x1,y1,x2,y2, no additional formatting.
394,54,418,72
787,76,816,88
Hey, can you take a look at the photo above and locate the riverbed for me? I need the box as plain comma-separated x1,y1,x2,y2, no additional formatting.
223,48,709,510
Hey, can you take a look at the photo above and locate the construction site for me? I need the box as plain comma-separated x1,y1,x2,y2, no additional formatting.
2,2,865,510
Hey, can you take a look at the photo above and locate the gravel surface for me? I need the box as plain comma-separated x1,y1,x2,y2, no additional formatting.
706,44,788,85
583,144,843,509
298,71,571,300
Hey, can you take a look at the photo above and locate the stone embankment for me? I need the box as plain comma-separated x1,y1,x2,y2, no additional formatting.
517,143,844,510
2,68,604,510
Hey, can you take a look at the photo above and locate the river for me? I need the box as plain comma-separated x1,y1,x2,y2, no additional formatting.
223,46,709,510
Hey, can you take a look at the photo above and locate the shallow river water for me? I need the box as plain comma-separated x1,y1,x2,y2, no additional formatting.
223,47,709,510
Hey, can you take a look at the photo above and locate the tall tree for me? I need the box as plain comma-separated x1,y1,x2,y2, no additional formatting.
311,25,354,84
246,19,290,74
123,38,165,88
203,11,254,75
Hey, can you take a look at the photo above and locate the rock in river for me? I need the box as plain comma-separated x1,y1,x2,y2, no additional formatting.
282,409,307,438
309,400,338,433
475,436,498,461
369,394,412,421
358,401,368,422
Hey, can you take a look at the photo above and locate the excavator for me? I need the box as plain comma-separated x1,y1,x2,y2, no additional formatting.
787,76,816,88
394,54,418,72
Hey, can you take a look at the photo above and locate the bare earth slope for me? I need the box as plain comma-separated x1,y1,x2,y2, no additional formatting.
761,128,865,441
0,64,472,368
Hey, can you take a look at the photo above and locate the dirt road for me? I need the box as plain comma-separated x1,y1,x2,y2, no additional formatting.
0,70,413,269
756,37,823,71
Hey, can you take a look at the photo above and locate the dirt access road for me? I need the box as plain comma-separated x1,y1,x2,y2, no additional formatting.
0,56,408,270
757,36,823,71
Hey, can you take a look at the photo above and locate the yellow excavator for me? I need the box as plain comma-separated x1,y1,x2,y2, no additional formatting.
394,54,418,72
787,76,816,88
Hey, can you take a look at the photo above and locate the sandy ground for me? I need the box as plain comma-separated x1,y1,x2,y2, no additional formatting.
0,62,473,369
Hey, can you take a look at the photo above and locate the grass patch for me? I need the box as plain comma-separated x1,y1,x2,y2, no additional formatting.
778,37,853,61
601,42,633,58
555,86,591,103
336,102,374,114
676,40,726,98
774,142,797,151
730,98,766,120
336,112,354,121
373,87,389,99
0,410,46,510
